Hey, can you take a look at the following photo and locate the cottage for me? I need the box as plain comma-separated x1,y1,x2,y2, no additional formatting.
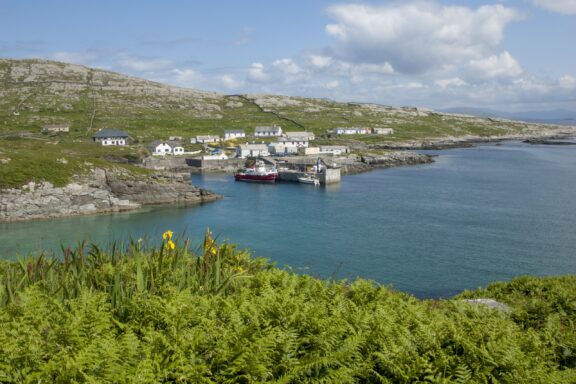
277,137,309,148
254,124,282,137
285,131,315,141
236,143,270,158
42,124,70,133
268,142,298,156
332,127,369,135
373,127,394,135
148,140,184,155
223,130,246,140
92,128,130,146
319,145,350,155
195,135,220,144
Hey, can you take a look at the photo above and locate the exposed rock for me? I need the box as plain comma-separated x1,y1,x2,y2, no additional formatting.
462,298,511,313
0,168,221,222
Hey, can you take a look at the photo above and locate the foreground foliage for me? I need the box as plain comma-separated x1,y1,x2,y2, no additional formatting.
0,232,575,383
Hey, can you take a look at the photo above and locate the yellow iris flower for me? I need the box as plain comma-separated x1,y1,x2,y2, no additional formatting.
162,230,173,240
166,240,175,250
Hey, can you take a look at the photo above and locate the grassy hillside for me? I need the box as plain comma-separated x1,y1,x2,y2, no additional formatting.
1,58,551,142
0,233,574,382
0,58,569,189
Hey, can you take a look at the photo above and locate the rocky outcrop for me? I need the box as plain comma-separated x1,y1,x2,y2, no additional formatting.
0,168,221,222
106,172,221,205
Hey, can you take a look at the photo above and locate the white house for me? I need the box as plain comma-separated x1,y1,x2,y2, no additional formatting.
148,140,184,155
268,142,298,156
278,136,309,148
373,127,394,135
224,130,246,140
285,131,315,141
92,128,130,146
236,143,270,158
254,125,282,137
195,135,220,144
332,127,369,135
298,147,320,156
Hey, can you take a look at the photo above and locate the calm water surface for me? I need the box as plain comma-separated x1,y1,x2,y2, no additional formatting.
1,141,575,297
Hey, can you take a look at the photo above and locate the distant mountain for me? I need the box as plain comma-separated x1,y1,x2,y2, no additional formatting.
441,107,576,125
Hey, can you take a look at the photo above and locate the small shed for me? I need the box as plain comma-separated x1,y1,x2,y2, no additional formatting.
373,127,394,135
42,124,70,133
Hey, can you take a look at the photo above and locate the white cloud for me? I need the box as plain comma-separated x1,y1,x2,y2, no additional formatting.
435,77,467,88
272,58,301,75
467,51,523,80
325,2,521,75
171,68,203,86
325,80,339,89
247,62,270,82
118,55,172,72
559,75,576,89
533,0,576,15
309,55,333,69
219,74,243,89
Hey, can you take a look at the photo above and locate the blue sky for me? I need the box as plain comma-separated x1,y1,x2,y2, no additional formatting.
1,0,575,112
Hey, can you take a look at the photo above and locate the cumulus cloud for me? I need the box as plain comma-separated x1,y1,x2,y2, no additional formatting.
219,74,243,89
171,68,203,86
559,74,576,89
532,0,576,15
272,58,301,75
467,51,523,80
325,2,521,76
308,55,333,69
247,62,270,82
435,77,467,88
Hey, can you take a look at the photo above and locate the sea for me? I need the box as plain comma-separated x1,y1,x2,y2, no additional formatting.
1,140,575,298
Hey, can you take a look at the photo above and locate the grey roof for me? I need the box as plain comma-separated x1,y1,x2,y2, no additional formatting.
148,140,181,150
92,128,130,138
255,125,281,132
224,129,245,134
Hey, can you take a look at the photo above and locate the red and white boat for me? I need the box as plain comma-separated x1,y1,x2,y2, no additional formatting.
234,160,278,182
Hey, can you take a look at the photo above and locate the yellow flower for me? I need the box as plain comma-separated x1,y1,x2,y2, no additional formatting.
166,240,175,250
162,230,173,240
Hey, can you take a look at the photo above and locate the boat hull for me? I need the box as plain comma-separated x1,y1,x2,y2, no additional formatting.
234,174,277,182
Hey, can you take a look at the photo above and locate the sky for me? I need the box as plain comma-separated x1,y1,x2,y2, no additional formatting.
1,0,576,112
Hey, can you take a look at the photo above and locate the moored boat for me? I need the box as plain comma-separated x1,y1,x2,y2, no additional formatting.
234,160,278,182
297,175,320,186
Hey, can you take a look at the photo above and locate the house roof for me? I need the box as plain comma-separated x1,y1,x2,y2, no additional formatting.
196,135,220,140
92,128,130,138
278,136,309,142
238,143,269,150
255,125,282,133
285,131,313,138
43,123,70,128
148,140,181,150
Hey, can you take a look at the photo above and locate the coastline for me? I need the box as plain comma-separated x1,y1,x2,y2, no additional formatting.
2,125,574,223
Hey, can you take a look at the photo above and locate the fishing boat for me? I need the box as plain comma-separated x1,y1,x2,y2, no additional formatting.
234,160,278,182
297,175,320,186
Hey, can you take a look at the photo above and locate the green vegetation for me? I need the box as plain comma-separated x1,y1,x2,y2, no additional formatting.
0,231,574,383
0,137,151,188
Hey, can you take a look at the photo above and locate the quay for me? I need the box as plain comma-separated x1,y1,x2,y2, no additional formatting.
185,156,341,185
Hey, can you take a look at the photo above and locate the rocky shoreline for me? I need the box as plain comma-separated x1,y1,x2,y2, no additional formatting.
0,168,221,222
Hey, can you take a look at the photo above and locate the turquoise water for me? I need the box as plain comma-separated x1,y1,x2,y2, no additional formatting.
1,141,575,297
